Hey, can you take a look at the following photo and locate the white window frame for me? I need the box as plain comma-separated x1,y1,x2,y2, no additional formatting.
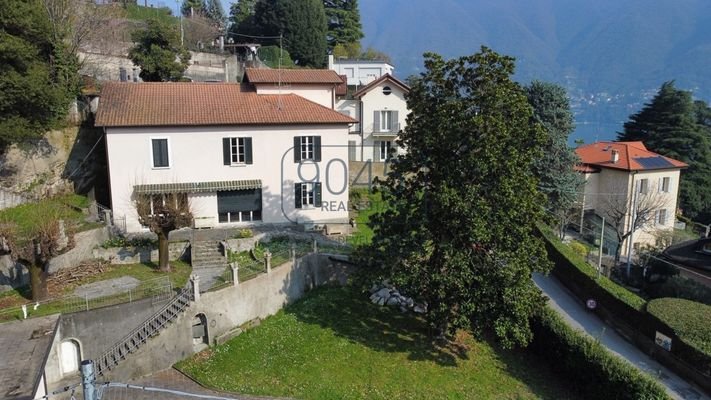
150,137,171,169
661,177,670,193
380,140,392,160
639,178,649,194
300,182,315,208
300,136,315,160
657,209,667,226
380,110,393,132
230,137,247,165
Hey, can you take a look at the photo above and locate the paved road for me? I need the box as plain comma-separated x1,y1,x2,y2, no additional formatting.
533,273,709,400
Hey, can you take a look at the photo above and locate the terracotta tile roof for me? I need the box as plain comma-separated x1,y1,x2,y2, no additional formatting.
244,68,344,84
575,141,688,171
353,73,410,98
95,82,356,127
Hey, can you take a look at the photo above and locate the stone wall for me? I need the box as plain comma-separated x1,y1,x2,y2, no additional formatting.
75,254,352,382
92,241,190,264
0,255,28,292
48,227,109,274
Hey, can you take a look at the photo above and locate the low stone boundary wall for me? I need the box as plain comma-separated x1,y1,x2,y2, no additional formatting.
92,241,190,264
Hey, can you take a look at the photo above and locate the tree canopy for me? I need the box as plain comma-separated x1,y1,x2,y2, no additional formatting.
253,0,327,67
129,18,191,82
323,0,363,50
525,81,582,216
182,0,206,17
618,81,711,221
0,0,78,149
356,48,551,347
204,0,226,28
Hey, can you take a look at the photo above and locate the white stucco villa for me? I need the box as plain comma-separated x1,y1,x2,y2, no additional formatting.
576,141,687,257
95,79,355,233
327,54,395,87
335,74,410,162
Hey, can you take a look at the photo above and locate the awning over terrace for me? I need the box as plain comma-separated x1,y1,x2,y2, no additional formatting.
134,180,262,195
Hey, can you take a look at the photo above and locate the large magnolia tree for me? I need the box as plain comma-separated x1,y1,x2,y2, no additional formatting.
356,48,552,347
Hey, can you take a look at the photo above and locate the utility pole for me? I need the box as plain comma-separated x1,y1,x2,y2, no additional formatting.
597,216,605,279
176,0,184,46
626,181,639,277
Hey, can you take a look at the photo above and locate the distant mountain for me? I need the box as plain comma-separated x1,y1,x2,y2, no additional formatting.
359,0,711,142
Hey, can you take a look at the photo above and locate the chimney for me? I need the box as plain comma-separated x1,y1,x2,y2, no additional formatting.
328,54,334,71
611,149,619,163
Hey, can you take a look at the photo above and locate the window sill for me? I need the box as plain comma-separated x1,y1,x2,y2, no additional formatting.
229,163,248,167
152,166,171,170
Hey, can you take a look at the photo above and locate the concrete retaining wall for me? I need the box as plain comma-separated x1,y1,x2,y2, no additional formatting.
48,227,109,274
44,296,171,385
92,241,190,264
101,253,351,381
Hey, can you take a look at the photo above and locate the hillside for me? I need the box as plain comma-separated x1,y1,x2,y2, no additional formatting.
360,0,711,141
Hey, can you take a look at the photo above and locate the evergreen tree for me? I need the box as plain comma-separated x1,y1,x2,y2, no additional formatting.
525,81,583,215
182,0,206,17
254,0,327,67
129,18,191,82
323,0,363,50
619,81,711,221
229,0,258,36
204,0,226,28
0,0,78,149
356,48,551,346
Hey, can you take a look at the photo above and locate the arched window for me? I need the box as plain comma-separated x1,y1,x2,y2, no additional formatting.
60,339,81,376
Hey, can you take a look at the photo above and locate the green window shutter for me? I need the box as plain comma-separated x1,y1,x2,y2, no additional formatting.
314,136,322,162
315,182,322,207
245,137,253,164
373,140,381,162
294,137,301,163
295,183,302,209
373,111,380,132
152,139,169,167
393,111,399,131
223,138,231,165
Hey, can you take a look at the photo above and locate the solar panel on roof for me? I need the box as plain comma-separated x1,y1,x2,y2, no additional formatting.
634,156,674,169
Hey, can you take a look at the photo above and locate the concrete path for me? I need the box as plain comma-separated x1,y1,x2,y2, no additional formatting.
533,273,709,400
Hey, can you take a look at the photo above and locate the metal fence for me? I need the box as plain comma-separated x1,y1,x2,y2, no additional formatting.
0,276,173,322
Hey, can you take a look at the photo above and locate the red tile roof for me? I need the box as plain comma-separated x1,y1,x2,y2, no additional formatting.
335,74,348,96
95,82,356,127
244,68,344,84
575,141,687,171
353,73,410,98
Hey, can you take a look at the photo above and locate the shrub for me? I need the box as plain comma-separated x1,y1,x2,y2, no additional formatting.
569,240,589,259
647,298,711,356
645,275,711,306
529,307,670,400
235,228,253,239
100,236,157,249
257,46,294,69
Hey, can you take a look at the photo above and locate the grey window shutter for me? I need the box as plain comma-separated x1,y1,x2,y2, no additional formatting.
153,139,168,167
294,137,301,163
314,136,321,162
245,137,253,164
374,141,381,162
223,138,231,165
393,111,399,131
314,182,322,207
295,183,302,209
373,111,380,132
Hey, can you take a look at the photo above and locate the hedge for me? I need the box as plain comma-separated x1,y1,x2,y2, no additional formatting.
529,307,670,400
537,225,646,312
644,298,711,375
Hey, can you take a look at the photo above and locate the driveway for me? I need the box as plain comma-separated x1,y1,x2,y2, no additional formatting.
533,273,709,400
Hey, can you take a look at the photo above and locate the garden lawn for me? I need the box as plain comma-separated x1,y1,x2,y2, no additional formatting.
0,194,98,237
176,286,575,400
347,189,384,247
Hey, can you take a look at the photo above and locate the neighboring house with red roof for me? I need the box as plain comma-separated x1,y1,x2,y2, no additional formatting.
95,81,356,233
243,68,344,109
334,73,410,162
575,141,688,258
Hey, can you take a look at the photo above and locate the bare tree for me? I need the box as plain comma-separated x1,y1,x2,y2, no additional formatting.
598,180,670,264
0,215,68,301
183,14,221,51
135,193,192,272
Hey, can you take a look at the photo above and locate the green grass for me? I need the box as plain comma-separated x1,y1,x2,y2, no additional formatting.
177,286,576,400
0,194,95,239
348,189,384,247
123,4,177,25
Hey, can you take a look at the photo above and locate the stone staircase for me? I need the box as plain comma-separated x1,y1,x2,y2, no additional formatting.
94,287,193,377
190,240,230,291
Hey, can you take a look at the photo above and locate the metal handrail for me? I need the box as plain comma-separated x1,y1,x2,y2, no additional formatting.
95,284,193,376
